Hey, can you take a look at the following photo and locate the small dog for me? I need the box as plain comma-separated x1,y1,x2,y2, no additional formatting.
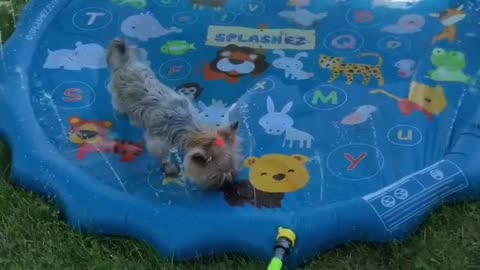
105,39,243,190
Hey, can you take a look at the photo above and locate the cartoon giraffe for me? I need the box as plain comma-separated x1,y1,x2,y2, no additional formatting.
429,5,466,45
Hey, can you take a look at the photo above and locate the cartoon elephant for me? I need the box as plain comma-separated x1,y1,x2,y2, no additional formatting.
43,49,83,70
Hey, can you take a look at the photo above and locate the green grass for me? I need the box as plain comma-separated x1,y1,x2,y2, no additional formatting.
1,1,480,269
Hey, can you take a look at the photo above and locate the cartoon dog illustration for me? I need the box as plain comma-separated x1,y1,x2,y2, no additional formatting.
203,44,270,84
222,154,310,208
318,53,385,86
429,4,466,45
68,117,143,162
369,81,447,121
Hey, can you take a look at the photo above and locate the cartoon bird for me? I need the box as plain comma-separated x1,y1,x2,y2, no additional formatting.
369,81,447,121
381,14,425,34
340,105,378,125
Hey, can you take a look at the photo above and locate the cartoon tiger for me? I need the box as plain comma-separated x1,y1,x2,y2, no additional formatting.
318,53,385,86
68,117,143,162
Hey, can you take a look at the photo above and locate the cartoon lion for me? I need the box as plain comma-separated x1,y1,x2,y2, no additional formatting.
204,44,270,84
222,154,310,208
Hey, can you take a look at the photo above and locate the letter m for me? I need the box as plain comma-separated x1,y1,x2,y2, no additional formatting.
311,89,338,105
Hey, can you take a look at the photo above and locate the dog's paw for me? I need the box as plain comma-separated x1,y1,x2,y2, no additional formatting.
163,162,180,177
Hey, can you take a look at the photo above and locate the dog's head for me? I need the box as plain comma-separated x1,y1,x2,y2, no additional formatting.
106,38,146,70
183,121,243,190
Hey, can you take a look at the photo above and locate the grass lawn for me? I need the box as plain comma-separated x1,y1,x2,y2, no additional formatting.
1,1,480,269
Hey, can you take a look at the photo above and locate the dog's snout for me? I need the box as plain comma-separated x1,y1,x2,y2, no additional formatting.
228,59,244,65
272,173,286,181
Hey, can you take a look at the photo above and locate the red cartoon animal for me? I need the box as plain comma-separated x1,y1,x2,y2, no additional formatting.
68,117,143,162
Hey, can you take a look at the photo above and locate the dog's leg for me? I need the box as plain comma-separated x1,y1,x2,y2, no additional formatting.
145,134,180,177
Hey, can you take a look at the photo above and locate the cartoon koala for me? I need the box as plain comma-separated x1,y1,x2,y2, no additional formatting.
222,154,310,208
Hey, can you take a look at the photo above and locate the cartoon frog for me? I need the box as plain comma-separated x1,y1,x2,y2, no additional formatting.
427,47,475,84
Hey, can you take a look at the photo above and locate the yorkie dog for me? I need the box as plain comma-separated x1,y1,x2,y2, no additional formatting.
106,38,243,190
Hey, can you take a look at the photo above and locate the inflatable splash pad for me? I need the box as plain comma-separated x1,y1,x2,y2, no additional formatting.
2,0,480,268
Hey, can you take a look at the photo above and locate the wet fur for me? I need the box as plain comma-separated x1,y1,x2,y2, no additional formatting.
105,39,243,190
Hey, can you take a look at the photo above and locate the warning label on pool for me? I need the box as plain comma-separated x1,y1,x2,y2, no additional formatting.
362,160,469,232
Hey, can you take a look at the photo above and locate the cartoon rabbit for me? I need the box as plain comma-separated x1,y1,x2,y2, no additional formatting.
258,96,314,148
272,50,314,80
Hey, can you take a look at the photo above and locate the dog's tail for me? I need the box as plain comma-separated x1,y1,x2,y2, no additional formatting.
106,38,130,70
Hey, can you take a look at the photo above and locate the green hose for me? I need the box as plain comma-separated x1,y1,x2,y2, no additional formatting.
267,257,283,270
267,227,296,270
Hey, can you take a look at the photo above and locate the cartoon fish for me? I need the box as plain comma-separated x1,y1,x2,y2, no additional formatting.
160,40,196,56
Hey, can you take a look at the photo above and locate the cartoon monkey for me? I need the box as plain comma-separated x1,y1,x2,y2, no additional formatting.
222,154,310,208
174,82,204,101
68,117,143,162
204,44,270,84
369,81,447,121
429,4,466,45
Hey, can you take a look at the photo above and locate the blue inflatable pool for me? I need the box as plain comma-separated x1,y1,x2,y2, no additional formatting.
2,0,480,268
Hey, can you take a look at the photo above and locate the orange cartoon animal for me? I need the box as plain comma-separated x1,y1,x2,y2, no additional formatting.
429,4,466,45
68,117,143,162
203,44,270,84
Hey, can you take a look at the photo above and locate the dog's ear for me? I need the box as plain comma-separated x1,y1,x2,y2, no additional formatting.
230,121,239,131
217,121,239,142
218,121,239,133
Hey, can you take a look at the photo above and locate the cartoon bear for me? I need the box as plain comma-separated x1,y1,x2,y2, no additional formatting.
222,154,310,208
